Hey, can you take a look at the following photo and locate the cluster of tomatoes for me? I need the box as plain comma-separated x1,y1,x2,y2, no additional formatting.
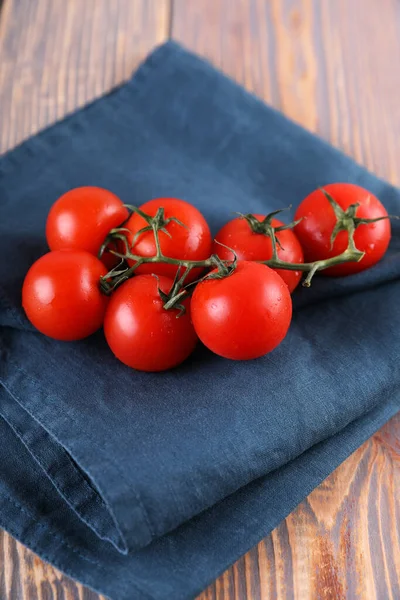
22,183,391,372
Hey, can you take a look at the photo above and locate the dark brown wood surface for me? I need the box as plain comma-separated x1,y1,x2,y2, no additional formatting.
1,1,400,598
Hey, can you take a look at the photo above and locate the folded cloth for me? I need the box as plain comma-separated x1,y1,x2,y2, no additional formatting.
0,41,399,600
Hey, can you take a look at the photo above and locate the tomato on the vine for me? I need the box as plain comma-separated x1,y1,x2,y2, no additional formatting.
213,215,304,292
46,186,129,257
22,251,108,341
124,198,212,282
104,274,198,372
191,261,292,360
294,183,391,276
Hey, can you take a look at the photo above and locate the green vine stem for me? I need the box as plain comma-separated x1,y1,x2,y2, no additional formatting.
99,190,393,302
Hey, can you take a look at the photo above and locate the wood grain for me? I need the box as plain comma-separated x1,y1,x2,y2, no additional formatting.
171,0,400,183
1,0,400,599
197,413,400,600
0,0,169,151
0,532,105,600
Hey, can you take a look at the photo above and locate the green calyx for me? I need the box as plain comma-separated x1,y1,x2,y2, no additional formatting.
320,188,391,252
238,208,302,251
122,205,188,250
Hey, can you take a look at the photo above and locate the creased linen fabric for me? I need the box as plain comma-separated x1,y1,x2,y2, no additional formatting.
0,41,399,599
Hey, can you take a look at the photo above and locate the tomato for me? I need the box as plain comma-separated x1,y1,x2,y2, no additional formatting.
213,215,304,292
191,261,292,360
22,251,108,341
46,186,129,257
294,183,391,276
104,275,197,372
124,198,212,282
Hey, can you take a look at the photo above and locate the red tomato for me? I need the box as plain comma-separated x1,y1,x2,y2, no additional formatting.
294,183,391,276
104,275,197,372
46,186,129,257
191,261,292,360
22,251,108,341
124,198,212,282
213,215,304,292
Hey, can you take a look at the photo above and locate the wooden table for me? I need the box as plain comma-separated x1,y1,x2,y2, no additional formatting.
1,1,400,598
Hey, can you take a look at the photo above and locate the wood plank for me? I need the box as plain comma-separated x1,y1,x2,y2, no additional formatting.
0,530,104,600
198,413,400,600
171,1,400,598
171,0,400,183
1,0,400,599
0,0,169,598
0,0,170,152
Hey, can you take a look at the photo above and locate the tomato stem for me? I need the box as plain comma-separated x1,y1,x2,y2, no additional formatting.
99,196,380,297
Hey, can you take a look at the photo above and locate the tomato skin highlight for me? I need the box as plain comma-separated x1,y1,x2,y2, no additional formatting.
191,261,292,360
46,186,129,256
22,251,108,341
104,275,198,372
124,198,212,282
213,216,304,292
294,183,391,276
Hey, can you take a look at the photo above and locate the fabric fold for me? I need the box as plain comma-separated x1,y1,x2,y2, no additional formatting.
0,386,129,553
0,41,399,599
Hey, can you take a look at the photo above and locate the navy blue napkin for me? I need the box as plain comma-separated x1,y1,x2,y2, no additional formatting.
0,41,399,600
